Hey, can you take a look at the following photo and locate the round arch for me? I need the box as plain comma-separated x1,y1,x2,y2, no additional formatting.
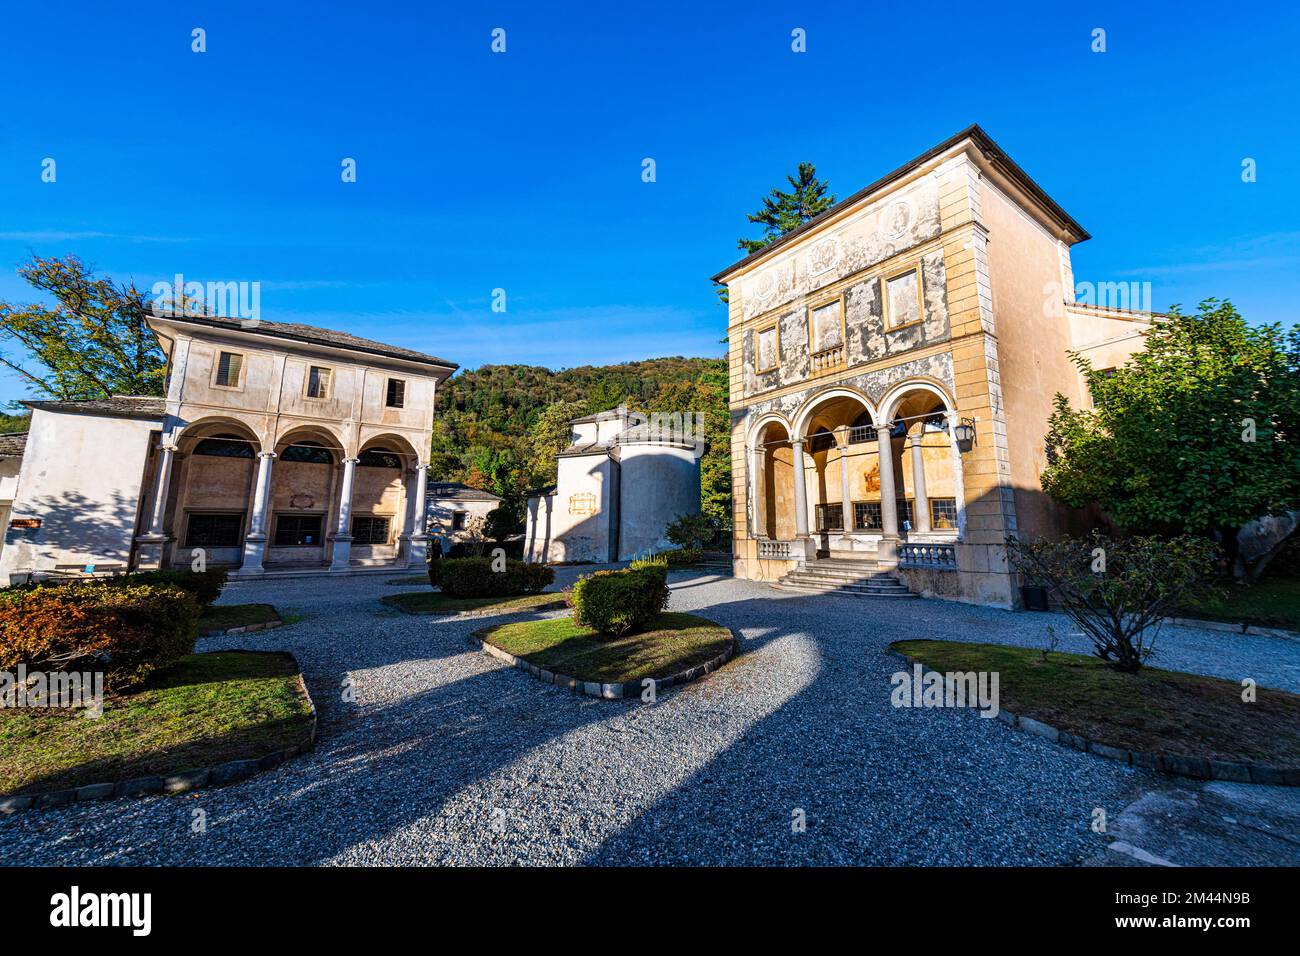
747,412,793,449
791,386,878,441
878,378,957,425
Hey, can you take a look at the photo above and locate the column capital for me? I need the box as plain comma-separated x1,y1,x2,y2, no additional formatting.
341,456,361,465
257,450,277,460
791,437,806,448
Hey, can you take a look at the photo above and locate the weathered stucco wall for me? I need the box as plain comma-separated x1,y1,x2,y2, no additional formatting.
616,443,700,560
0,409,157,581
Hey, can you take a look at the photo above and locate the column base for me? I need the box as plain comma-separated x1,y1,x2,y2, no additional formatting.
237,533,269,575
406,534,429,569
133,534,171,571
876,535,901,568
329,536,353,572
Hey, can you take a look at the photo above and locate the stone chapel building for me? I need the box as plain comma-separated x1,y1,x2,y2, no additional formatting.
0,307,456,581
716,125,1151,607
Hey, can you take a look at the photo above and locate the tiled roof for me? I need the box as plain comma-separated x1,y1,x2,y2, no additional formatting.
567,405,628,425
22,396,166,421
712,124,1090,283
427,482,501,502
148,308,458,370
0,431,27,458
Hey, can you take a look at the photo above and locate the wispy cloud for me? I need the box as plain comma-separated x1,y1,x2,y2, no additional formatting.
0,231,192,243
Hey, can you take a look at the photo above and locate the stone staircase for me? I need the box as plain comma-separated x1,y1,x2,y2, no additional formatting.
773,557,917,598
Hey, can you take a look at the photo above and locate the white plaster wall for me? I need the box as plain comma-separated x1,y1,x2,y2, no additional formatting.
427,497,498,547
523,453,612,563
0,409,156,581
615,443,700,560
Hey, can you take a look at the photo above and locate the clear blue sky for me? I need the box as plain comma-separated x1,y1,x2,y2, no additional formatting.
1,1,1296,404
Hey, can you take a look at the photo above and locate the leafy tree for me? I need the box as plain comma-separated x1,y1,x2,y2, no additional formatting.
737,162,837,254
1007,533,1220,673
525,400,584,487
692,362,732,533
484,502,525,541
1041,300,1300,580
0,255,169,400
0,412,30,433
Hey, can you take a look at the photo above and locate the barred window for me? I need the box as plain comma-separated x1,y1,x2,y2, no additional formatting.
352,516,390,545
930,498,958,529
386,378,406,408
274,514,322,546
185,512,243,548
815,503,843,532
854,501,882,531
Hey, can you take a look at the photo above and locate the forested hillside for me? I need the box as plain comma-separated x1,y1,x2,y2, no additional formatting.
429,357,731,531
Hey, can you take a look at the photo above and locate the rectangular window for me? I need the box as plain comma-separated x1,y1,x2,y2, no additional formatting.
854,501,882,531
274,514,323,546
930,498,958,530
809,299,844,352
185,512,243,548
755,325,779,373
352,515,390,545
886,267,922,328
385,378,406,408
306,366,332,400
815,503,843,533
899,498,915,528
215,351,243,388
451,510,467,531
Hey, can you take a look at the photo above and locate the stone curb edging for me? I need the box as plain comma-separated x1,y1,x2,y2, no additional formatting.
0,651,317,815
889,648,1300,787
1164,616,1300,643
382,595,568,620
199,618,284,637
470,625,738,700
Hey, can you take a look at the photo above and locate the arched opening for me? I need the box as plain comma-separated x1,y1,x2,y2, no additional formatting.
753,421,794,540
350,443,409,562
269,428,343,567
796,393,883,550
884,385,962,539
169,422,262,568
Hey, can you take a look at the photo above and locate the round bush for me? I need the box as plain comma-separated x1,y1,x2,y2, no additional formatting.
438,558,555,598
0,582,201,693
570,565,670,636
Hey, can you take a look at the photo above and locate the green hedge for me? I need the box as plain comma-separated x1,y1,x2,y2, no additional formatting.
121,568,228,606
438,558,555,598
570,565,670,636
0,582,201,693
663,548,703,567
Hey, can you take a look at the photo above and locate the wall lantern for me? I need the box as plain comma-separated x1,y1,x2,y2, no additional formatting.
954,418,976,453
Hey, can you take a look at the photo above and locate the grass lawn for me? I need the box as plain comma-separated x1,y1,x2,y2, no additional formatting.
893,640,1300,766
382,590,566,616
1178,575,1300,631
385,574,431,586
482,612,734,684
199,603,281,634
0,651,314,796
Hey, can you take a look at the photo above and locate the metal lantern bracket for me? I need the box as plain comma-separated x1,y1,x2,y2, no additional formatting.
954,417,977,453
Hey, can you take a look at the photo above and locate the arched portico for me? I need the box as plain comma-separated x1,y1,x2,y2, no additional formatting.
749,380,967,563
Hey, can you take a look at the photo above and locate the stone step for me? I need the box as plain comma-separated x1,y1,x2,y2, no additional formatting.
786,570,898,585
779,571,911,590
773,581,918,598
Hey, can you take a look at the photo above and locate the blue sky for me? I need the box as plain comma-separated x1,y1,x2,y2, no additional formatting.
0,1,1296,404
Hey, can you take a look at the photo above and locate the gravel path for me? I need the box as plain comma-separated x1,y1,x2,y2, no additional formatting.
4,569,1297,866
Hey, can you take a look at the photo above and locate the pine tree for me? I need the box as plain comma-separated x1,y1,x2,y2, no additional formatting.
737,162,837,253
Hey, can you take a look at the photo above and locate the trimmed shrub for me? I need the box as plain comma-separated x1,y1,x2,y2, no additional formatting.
0,583,201,692
438,557,555,598
663,548,703,567
121,568,228,606
665,513,720,550
570,565,670,636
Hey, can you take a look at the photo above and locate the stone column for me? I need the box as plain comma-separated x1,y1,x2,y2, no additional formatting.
876,424,899,538
146,442,177,535
238,451,276,575
134,440,178,570
836,427,854,545
911,431,931,534
329,457,360,571
790,438,809,538
750,444,765,539
406,462,430,567
946,411,968,539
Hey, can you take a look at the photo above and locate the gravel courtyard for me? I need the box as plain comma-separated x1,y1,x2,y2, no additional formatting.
5,568,1299,866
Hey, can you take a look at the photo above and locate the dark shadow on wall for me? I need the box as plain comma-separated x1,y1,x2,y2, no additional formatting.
2,487,146,578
